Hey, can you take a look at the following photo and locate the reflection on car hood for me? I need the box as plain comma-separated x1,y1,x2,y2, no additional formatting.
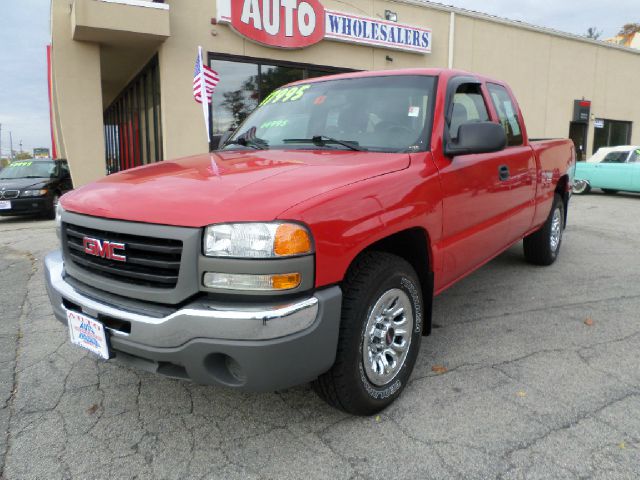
61,149,411,227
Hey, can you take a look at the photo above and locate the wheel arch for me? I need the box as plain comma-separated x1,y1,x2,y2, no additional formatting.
555,174,570,226
347,227,434,336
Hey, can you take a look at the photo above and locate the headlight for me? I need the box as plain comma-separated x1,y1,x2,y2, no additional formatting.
21,189,48,197
55,203,64,238
203,222,313,258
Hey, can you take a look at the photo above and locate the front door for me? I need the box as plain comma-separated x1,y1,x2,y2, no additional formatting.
569,122,588,161
433,81,513,288
592,152,634,191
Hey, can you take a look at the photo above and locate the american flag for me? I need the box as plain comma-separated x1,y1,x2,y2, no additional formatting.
193,50,219,104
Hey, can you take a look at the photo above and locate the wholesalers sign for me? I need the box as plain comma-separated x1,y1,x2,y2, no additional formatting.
216,0,432,54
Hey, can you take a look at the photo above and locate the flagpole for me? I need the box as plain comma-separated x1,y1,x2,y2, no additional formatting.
198,46,211,145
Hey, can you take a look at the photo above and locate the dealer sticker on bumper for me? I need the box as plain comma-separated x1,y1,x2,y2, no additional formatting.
0,200,11,210
67,310,110,359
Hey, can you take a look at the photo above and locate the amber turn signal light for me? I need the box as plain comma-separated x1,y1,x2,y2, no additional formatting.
274,224,312,256
270,273,302,290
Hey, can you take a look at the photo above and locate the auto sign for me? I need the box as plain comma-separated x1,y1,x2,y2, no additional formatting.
230,0,326,49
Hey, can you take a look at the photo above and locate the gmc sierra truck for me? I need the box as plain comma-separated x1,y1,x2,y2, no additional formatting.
45,69,575,415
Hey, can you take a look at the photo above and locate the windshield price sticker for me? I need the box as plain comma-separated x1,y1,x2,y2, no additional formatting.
260,120,289,129
261,85,312,106
9,161,32,167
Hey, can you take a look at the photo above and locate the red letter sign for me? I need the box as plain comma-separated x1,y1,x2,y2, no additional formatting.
231,0,325,49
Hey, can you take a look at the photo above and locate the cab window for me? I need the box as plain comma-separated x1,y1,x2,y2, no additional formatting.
448,84,489,140
487,83,523,146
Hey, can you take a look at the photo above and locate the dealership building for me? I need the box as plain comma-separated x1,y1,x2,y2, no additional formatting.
50,0,640,186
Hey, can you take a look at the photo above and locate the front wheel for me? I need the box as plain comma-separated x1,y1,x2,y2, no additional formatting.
312,252,423,415
523,193,565,266
572,180,591,195
45,194,60,220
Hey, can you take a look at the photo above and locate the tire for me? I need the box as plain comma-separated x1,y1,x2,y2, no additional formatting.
572,180,591,195
523,193,565,266
312,252,423,416
45,194,60,220
602,189,619,195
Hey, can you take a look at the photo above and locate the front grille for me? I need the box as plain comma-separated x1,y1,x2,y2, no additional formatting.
63,222,183,289
0,190,19,199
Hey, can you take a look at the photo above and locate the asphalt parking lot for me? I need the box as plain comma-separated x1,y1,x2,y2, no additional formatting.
1,192,639,479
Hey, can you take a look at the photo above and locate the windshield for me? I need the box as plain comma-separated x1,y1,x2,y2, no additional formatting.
0,161,57,179
222,75,436,153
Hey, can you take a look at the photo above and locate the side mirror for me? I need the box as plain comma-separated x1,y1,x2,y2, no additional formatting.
445,122,507,157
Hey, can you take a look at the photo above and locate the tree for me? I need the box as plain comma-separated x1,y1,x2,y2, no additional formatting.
618,23,640,36
585,27,602,40
220,90,252,130
15,152,33,160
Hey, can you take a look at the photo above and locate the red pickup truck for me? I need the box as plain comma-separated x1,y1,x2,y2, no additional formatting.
45,69,575,415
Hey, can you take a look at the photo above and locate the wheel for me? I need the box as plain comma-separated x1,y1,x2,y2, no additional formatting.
601,189,619,195
312,252,423,416
523,193,565,266
572,180,591,195
45,194,60,220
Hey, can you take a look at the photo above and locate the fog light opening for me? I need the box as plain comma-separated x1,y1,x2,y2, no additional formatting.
204,353,247,386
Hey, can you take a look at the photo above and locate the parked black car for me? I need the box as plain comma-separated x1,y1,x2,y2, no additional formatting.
0,159,73,219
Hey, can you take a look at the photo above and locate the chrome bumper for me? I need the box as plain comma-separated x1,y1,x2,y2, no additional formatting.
44,250,322,348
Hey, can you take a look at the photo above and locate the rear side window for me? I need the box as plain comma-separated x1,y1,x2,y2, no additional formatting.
487,84,523,146
448,84,489,140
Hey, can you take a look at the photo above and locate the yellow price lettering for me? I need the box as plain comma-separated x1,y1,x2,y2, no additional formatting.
289,85,311,102
261,85,312,106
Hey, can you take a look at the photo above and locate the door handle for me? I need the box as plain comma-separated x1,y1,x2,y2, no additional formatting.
498,165,510,181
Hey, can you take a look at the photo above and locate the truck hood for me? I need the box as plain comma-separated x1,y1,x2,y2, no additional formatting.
61,149,410,227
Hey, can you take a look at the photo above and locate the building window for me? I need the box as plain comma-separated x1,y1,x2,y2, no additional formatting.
103,56,163,174
208,53,351,140
593,119,632,154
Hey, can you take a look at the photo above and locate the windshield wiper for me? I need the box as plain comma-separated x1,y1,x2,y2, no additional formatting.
283,136,366,151
224,137,269,150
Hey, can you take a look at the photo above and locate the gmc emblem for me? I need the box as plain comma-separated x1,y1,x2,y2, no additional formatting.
82,237,126,262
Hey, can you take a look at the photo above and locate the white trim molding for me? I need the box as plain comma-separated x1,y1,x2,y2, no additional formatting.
97,0,170,11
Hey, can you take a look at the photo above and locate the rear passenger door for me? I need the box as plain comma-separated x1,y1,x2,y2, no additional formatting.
485,83,537,241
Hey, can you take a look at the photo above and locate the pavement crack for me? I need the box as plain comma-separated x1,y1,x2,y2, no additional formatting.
501,390,640,459
0,248,36,478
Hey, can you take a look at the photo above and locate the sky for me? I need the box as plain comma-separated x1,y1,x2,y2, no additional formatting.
0,0,51,157
0,0,637,158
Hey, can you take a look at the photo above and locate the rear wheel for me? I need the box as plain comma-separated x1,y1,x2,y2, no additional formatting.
523,194,565,266
602,189,619,195
312,252,423,416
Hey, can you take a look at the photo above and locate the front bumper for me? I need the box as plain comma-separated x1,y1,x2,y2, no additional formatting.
44,250,342,391
0,196,50,216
